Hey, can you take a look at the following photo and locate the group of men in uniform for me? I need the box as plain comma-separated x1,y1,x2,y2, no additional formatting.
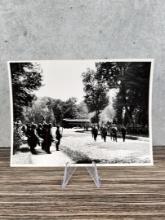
91,125,127,142
15,120,127,155
21,122,62,154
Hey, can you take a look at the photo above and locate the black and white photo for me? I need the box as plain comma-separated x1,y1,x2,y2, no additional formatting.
9,59,153,166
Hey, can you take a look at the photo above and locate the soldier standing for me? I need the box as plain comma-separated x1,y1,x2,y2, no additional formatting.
112,126,118,142
56,126,62,151
93,126,98,141
42,123,53,154
101,126,107,142
37,123,43,138
27,124,39,154
121,125,126,142
91,126,94,138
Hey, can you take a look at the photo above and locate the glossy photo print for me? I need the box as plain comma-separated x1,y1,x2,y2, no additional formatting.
9,59,153,167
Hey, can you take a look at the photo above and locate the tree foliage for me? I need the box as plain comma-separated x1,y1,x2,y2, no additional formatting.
82,68,109,124
76,101,89,119
11,62,42,121
62,98,79,119
23,97,55,124
95,62,151,126
23,97,89,125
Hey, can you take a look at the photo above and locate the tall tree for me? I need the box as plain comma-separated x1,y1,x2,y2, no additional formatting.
10,62,42,121
82,68,109,125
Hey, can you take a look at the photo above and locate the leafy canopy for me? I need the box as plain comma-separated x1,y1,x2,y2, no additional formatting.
11,62,42,120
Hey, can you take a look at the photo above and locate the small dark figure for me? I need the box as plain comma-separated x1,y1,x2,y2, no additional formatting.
56,126,62,151
41,123,47,151
27,124,39,154
121,126,126,142
101,127,107,142
112,127,118,142
42,123,53,154
37,123,43,138
109,128,113,140
91,126,95,138
92,127,98,141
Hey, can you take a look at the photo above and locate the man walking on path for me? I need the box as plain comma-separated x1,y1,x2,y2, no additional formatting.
101,126,108,142
121,125,126,142
56,126,62,151
92,126,98,141
112,126,118,142
91,126,94,138
42,123,53,154
27,124,39,154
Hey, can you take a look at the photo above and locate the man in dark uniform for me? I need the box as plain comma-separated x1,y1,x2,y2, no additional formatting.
101,126,108,142
121,125,126,142
42,123,53,154
112,126,118,142
37,123,43,138
91,126,94,138
56,126,62,151
93,126,98,141
27,124,39,154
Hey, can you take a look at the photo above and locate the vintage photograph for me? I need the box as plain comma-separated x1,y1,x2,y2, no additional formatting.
9,60,153,166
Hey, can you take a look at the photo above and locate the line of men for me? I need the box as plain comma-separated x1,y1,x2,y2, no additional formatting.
91,125,126,142
21,123,62,154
